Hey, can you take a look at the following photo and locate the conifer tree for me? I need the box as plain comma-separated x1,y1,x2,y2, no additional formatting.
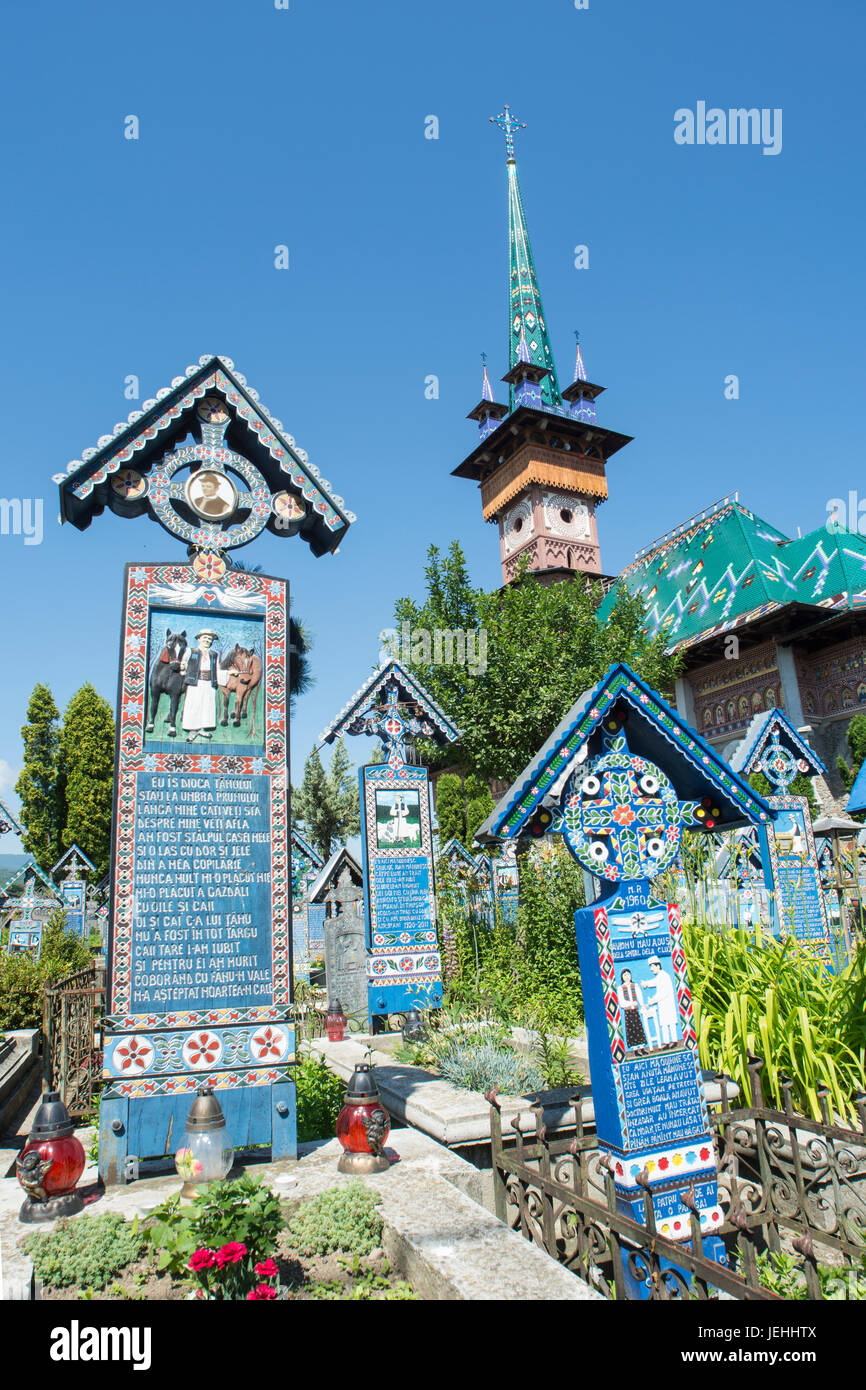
15,684,63,870
292,740,360,860
60,684,115,876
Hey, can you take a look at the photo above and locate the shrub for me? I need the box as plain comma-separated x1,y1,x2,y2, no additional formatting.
23,1213,142,1290
144,1172,283,1283
285,1180,383,1257
296,1053,346,1142
0,913,92,1031
437,1037,544,1095
687,923,866,1121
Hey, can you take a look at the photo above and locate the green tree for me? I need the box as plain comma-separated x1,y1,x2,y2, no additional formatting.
394,543,681,784
15,685,63,870
837,714,866,793
464,774,494,847
60,684,115,877
292,741,360,861
435,774,465,846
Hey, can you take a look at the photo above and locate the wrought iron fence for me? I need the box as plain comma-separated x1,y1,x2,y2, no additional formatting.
488,1055,866,1300
42,962,105,1118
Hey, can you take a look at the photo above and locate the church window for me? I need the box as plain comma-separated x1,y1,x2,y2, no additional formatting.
560,508,573,524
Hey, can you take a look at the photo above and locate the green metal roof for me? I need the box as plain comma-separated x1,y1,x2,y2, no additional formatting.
597,496,866,650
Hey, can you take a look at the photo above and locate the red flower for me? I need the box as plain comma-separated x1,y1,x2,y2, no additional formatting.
215,1242,248,1268
699,1146,710,1162
189,1247,217,1272
255,1259,279,1279
658,1157,669,1171
247,1283,277,1300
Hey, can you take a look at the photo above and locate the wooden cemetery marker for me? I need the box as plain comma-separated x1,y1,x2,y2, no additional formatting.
321,660,459,1028
52,846,97,939
1,862,63,957
54,355,353,1182
730,709,833,964
478,662,772,1297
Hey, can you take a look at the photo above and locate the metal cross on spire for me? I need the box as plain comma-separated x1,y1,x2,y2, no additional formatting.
490,105,526,160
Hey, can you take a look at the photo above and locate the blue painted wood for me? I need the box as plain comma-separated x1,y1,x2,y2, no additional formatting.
99,1096,130,1186
270,1081,298,1161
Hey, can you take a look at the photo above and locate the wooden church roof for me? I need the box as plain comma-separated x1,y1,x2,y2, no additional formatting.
598,495,866,654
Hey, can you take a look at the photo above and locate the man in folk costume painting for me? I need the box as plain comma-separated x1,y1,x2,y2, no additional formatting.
179,630,237,742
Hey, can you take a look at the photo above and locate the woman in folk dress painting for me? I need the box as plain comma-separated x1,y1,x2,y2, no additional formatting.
617,969,648,1052
179,630,237,742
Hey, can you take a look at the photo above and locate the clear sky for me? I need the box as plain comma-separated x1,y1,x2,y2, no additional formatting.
1,0,864,850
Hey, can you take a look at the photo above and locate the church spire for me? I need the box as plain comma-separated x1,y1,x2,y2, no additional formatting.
490,106,562,412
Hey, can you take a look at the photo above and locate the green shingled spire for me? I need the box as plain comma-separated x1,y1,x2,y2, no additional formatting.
491,107,562,412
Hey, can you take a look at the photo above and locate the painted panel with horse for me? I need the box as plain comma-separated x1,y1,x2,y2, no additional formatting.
145,608,265,753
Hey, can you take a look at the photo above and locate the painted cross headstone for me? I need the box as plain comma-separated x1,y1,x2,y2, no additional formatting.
492,840,520,923
55,354,353,1183
0,861,63,956
52,846,97,940
321,660,460,1026
477,662,772,1295
729,710,831,963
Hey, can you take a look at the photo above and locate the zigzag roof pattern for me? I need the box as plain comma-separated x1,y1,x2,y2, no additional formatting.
597,498,866,651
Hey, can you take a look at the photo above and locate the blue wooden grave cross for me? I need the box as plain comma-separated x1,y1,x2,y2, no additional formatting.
478,662,771,1297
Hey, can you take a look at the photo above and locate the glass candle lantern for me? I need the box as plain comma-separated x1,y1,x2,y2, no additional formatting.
16,1091,86,1224
336,1064,391,1174
325,1000,347,1041
176,1087,234,1198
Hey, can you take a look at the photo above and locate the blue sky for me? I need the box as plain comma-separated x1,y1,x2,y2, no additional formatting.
0,0,864,849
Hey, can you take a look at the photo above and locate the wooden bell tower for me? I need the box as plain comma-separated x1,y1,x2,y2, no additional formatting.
454,108,632,588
